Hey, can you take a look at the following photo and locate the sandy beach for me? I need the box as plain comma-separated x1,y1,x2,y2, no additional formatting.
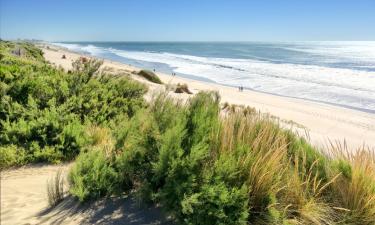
41,44,375,152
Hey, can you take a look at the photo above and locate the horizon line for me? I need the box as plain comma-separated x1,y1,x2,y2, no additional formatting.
2,38,375,43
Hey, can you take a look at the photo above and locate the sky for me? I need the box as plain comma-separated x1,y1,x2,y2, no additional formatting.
0,0,374,42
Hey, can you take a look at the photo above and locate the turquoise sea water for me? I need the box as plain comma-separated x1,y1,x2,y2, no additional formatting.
54,41,375,113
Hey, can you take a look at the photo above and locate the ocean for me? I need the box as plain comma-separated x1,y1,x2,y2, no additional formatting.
53,41,375,113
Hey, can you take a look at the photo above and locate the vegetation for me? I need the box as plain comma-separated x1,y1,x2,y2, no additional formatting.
1,41,374,224
175,83,192,94
69,92,375,225
47,169,65,207
137,69,163,84
0,40,146,168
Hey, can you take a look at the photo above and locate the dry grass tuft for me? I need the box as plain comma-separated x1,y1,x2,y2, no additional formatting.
329,143,375,224
47,169,65,207
86,126,115,157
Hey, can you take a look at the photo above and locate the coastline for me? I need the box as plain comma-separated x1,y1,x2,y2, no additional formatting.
40,43,375,152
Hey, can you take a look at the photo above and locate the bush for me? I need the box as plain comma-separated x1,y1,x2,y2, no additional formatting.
137,70,163,84
0,40,146,167
72,57,103,83
114,110,160,194
68,149,119,202
181,183,249,225
0,145,26,169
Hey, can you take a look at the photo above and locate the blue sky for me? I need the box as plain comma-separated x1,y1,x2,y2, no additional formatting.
1,0,374,41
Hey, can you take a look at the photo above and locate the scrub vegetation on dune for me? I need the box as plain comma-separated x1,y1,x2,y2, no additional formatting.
1,41,374,225
0,41,146,167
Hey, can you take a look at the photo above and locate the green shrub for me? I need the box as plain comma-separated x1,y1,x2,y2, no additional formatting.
0,40,146,167
72,57,103,83
0,145,26,168
69,75,146,123
114,110,160,194
68,149,119,202
137,70,163,84
181,183,249,225
0,105,86,163
184,91,220,149
32,145,64,164
152,118,187,191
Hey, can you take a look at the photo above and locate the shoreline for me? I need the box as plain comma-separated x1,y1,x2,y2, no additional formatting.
40,43,375,152
50,42,375,115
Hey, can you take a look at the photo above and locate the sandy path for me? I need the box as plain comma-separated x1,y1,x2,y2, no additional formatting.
41,45,375,152
1,164,71,224
1,164,173,225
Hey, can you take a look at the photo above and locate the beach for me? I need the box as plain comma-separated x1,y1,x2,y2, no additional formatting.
42,44,375,152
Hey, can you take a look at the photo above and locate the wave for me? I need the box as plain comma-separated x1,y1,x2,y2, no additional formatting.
53,43,106,55
53,42,375,112
281,41,375,62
